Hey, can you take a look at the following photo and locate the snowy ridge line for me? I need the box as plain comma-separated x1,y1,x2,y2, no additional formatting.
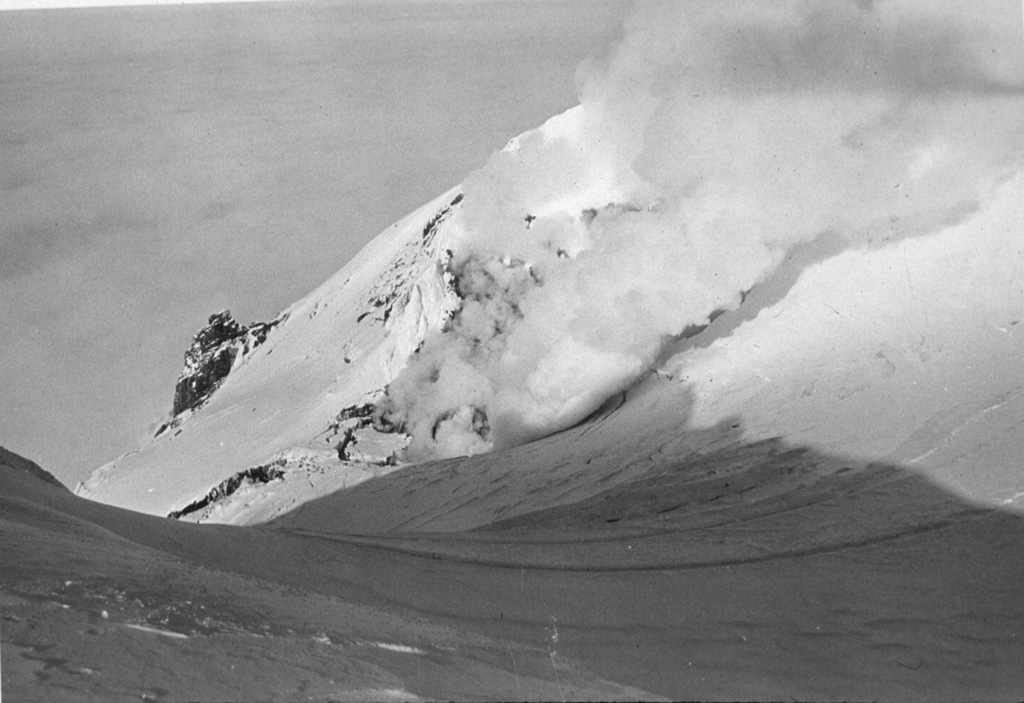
1,445,67,490
358,191,462,327
76,185,465,516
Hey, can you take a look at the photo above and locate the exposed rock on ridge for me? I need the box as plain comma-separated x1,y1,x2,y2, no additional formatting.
164,310,284,426
167,459,286,520
79,186,466,516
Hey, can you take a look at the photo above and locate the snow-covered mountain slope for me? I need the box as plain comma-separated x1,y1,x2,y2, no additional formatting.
12,433,1024,700
3,448,657,702
273,172,1024,536
79,157,1024,524
78,186,466,517
79,0,1024,525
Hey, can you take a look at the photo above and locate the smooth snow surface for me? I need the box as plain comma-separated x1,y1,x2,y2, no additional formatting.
4,456,655,701
10,430,1024,700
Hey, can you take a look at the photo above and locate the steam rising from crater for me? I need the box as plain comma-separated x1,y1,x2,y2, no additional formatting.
379,0,1024,461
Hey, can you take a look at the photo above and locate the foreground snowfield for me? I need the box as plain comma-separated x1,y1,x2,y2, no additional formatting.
7,425,1024,700
2,447,651,701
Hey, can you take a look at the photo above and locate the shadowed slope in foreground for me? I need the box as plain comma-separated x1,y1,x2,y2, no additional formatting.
5,439,1024,702
1,450,649,702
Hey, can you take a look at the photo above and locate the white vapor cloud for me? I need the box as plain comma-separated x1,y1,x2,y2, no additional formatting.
379,0,1024,461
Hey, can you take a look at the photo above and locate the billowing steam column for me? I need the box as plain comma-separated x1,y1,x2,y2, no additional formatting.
376,0,1024,462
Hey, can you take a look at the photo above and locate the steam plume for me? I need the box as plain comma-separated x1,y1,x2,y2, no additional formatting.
378,0,1024,460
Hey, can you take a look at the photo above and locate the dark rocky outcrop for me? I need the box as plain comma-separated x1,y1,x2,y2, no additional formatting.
167,459,286,520
324,403,376,460
171,311,244,417
162,310,285,429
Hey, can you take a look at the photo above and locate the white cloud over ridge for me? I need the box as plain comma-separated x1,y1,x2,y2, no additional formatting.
379,0,1024,462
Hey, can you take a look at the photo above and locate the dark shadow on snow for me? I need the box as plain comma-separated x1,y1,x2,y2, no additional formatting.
6,429,1024,700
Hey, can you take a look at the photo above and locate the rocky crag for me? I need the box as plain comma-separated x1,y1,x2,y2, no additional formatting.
157,311,285,435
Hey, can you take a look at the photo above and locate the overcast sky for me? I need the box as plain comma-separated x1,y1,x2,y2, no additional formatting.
0,0,629,484
3,0,301,11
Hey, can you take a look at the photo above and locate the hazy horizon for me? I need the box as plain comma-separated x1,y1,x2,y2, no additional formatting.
0,0,630,484
3,0,405,13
